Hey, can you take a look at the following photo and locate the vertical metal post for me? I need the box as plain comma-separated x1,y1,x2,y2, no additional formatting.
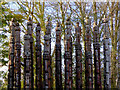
85,16,93,89
24,17,33,89
24,30,31,89
93,22,102,89
102,15,110,89
75,22,82,89
43,17,52,89
27,17,34,89
15,22,21,89
55,22,62,89
8,18,15,89
117,20,120,89
64,17,72,89
36,23,42,89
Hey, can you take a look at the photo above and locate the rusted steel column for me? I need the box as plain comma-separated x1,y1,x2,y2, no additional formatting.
75,22,82,89
85,16,93,89
102,15,110,89
93,22,102,89
27,17,34,89
43,17,52,88
64,18,72,89
55,22,62,89
117,21,120,89
24,17,33,89
36,23,42,89
8,18,15,89
24,30,31,89
15,22,21,89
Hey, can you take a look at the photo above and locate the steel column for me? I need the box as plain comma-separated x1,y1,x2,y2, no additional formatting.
102,15,110,89
55,22,62,89
85,16,93,89
43,17,52,89
24,17,33,89
93,22,102,89
64,18,72,89
8,18,15,89
27,17,34,89
117,20,120,89
24,31,31,89
75,22,82,89
15,22,21,90
36,23,42,89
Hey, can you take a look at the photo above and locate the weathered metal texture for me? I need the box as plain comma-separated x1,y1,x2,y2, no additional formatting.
93,22,102,89
55,22,62,89
8,18,16,89
24,33,31,89
85,16,93,89
75,22,82,89
43,17,52,88
14,22,21,89
64,18,72,89
24,17,34,89
27,17,34,89
102,16,110,89
117,22,120,88
35,23,42,89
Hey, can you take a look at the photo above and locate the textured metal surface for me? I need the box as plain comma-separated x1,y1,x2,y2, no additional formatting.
55,22,62,89
75,22,82,89
24,33,31,89
8,17,112,89
64,18,72,89
36,23,42,89
117,22,120,88
14,22,21,90
85,16,93,89
93,22,102,89
8,18,15,89
24,17,34,89
28,18,34,89
43,17,52,89
103,15,110,89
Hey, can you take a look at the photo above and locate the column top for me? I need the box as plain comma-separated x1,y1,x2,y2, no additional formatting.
15,22,20,31
85,16,90,25
27,17,32,26
10,18,16,26
66,17,70,25
102,15,108,23
56,22,60,27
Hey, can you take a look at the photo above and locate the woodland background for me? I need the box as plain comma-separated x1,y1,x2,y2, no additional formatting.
0,0,120,88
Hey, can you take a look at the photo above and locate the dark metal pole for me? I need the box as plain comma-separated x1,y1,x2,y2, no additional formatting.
117,18,120,89
85,16,93,89
24,17,33,89
64,17,72,89
24,29,31,89
75,22,82,89
27,17,34,89
15,22,21,89
8,18,15,89
102,15,110,89
93,22,102,89
36,23,42,89
43,17,52,89
55,22,62,89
